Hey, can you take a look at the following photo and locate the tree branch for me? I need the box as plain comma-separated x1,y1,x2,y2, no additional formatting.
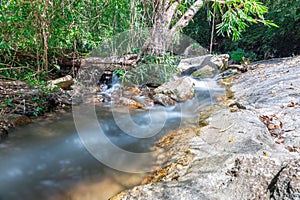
171,0,204,33
165,1,180,28
170,0,226,33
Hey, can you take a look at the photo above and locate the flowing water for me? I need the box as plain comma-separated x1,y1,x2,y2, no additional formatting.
0,78,224,200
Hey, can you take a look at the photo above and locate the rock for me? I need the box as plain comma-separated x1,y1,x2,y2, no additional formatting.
211,54,229,69
134,97,154,107
117,97,146,109
178,54,229,78
77,55,136,86
0,80,30,89
49,75,73,89
98,70,113,87
85,96,104,104
183,44,209,57
153,93,177,106
191,64,217,79
232,56,300,153
153,77,194,106
178,55,213,72
7,114,31,127
113,109,300,200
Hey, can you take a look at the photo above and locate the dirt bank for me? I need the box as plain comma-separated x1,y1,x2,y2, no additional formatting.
0,80,72,139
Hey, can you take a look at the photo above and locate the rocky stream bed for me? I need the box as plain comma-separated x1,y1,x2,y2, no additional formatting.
111,56,300,200
1,55,300,200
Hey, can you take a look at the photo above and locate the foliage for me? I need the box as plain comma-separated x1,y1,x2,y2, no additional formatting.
184,0,299,59
217,0,300,59
120,53,180,86
215,0,278,41
1,0,296,87
0,98,15,109
0,0,134,74
229,48,257,63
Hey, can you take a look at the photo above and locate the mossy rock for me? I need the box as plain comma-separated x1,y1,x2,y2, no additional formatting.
191,65,217,79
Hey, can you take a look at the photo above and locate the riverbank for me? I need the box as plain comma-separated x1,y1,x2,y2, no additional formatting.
111,56,300,200
0,79,72,139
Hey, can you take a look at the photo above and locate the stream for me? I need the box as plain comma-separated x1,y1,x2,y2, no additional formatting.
0,78,224,200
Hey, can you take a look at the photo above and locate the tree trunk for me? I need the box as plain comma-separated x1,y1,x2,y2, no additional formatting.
140,0,205,57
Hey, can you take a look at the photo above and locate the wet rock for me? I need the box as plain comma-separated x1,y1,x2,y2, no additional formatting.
98,70,114,88
191,64,217,79
117,97,146,109
136,97,154,107
153,77,194,106
179,54,229,78
7,114,31,127
85,96,105,104
153,93,177,106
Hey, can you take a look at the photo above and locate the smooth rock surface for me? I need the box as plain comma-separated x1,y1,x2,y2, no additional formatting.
153,77,194,106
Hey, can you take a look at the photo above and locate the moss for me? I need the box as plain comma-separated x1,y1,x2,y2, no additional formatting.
192,70,212,79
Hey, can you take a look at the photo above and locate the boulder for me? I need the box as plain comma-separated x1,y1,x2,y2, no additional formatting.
191,64,217,79
178,54,229,78
178,55,213,72
211,54,230,69
183,44,209,57
152,93,177,106
153,77,194,106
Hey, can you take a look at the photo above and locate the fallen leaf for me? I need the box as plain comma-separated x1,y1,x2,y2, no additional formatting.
228,136,235,143
280,121,283,129
230,107,238,112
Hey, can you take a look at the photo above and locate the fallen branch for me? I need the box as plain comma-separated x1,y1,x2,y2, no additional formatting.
0,75,17,81
0,66,29,71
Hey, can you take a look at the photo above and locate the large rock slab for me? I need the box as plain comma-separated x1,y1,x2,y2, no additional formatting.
232,56,300,152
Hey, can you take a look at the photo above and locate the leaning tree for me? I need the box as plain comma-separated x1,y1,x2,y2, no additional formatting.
140,0,277,56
